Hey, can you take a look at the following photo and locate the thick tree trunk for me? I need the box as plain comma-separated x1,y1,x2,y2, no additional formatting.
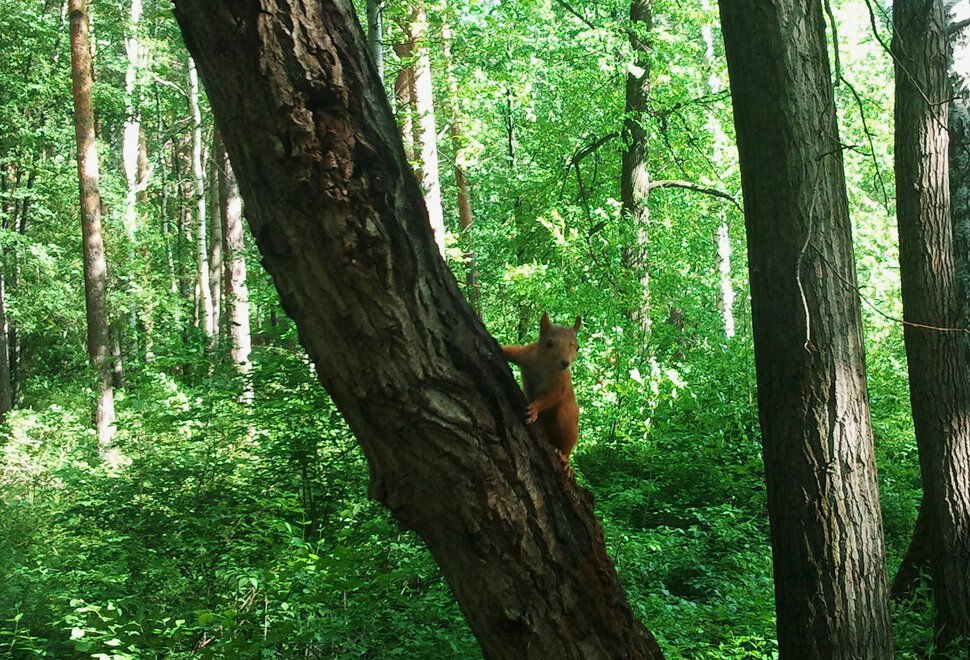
893,0,970,647
218,140,253,401
718,0,894,656
620,0,652,333
69,0,116,451
172,2,664,657
188,56,214,340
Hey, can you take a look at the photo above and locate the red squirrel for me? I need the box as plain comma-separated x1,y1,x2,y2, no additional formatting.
502,312,582,464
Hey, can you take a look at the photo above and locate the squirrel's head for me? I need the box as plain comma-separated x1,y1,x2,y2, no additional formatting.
538,312,582,371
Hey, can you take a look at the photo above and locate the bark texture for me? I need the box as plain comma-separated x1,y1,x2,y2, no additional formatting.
894,0,970,646
717,0,894,656
70,0,116,450
172,2,663,658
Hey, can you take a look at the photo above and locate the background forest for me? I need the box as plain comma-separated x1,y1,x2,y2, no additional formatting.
0,0,932,657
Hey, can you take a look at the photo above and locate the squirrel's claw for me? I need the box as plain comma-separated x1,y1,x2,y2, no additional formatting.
524,405,538,424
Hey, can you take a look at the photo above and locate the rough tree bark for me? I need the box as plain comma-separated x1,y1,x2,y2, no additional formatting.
69,0,116,451
620,0,652,333
893,0,970,647
717,0,894,656
172,2,664,657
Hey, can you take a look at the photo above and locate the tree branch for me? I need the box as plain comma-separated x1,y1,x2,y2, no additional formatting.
647,179,742,212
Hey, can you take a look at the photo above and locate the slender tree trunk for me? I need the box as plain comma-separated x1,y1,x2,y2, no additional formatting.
442,7,479,309
0,173,13,418
172,2,665,657
893,0,970,647
188,56,214,340
701,0,734,339
122,0,143,336
219,142,253,402
621,0,652,333
950,0,970,327
209,131,224,344
366,0,384,82
718,0,894,656
393,34,417,162
409,4,446,255
69,0,116,452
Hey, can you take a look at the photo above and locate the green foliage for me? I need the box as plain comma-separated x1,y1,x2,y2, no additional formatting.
0,0,932,656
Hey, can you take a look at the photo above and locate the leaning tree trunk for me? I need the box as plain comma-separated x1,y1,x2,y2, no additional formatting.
893,0,970,647
717,0,894,656
69,0,116,452
172,2,664,658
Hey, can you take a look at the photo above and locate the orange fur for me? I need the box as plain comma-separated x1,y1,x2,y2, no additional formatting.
502,312,582,461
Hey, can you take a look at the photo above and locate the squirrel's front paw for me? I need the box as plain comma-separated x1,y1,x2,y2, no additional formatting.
524,405,538,424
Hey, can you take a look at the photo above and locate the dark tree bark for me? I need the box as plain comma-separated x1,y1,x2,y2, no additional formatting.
717,0,894,656
893,0,970,647
620,0,652,333
171,2,664,658
70,0,116,451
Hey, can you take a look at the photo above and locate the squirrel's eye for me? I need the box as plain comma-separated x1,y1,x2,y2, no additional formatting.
545,340,554,348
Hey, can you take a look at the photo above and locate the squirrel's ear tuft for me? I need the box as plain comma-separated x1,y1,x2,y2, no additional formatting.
540,312,552,334
573,315,582,331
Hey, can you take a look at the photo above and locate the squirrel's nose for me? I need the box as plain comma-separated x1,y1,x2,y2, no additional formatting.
560,360,570,369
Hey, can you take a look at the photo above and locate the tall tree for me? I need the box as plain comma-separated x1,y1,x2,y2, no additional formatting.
893,0,970,646
172,1,664,657
393,27,417,162
69,0,116,450
209,131,224,343
218,140,252,401
122,0,143,334
188,55,214,340
717,0,894,656
621,0,652,332
442,5,479,308
700,0,734,339
409,3,446,255
366,0,384,82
